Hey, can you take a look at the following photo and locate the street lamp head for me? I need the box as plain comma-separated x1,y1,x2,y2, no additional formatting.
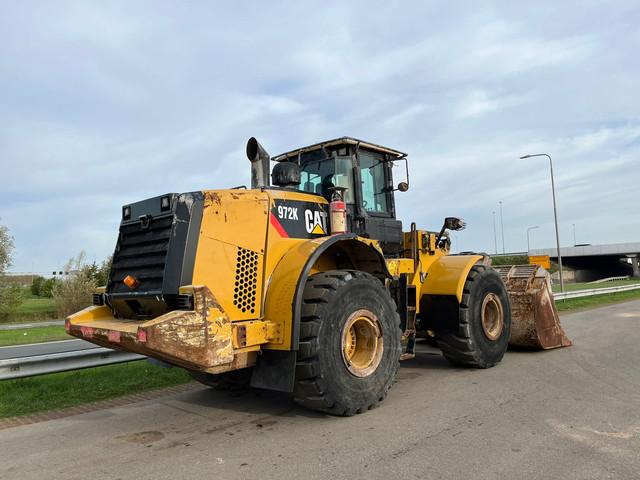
520,155,531,159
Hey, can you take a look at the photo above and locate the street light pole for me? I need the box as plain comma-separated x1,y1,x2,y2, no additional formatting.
572,223,576,246
498,201,505,254
527,225,540,253
520,153,564,293
492,211,498,254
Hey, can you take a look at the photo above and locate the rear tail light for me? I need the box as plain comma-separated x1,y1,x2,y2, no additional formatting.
160,195,171,211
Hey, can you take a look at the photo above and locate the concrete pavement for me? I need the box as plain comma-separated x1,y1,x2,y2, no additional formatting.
1,300,639,479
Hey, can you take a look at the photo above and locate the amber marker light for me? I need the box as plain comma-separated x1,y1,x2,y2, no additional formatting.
123,275,140,290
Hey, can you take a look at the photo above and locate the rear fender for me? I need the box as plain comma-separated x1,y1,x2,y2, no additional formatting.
252,234,390,392
263,234,390,351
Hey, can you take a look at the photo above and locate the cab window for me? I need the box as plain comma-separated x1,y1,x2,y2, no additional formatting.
298,155,355,203
358,151,389,213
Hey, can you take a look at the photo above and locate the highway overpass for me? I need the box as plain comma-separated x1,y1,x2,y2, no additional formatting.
530,242,640,282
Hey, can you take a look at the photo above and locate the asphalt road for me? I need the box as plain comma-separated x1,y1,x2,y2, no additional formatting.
0,320,64,331
0,339,95,360
1,300,639,480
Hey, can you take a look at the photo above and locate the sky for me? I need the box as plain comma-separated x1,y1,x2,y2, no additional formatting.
1,1,639,273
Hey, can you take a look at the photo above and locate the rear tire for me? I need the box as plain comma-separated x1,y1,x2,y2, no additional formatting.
188,368,252,391
294,270,401,416
436,265,511,368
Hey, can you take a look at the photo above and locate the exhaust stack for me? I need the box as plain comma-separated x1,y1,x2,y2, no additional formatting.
246,137,271,189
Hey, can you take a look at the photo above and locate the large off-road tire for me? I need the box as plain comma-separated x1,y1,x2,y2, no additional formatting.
436,264,511,368
188,368,252,391
294,270,402,416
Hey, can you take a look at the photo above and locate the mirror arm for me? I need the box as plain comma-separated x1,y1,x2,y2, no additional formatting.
435,224,448,248
392,155,410,191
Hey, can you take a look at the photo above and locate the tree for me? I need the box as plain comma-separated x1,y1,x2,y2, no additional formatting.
53,252,111,318
0,220,23,316
0,222,13,274
82,256,112,287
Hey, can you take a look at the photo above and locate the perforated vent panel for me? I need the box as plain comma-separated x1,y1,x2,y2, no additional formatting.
233,247,258,313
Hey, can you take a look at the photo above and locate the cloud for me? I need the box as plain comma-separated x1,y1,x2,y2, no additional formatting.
1,1,639,272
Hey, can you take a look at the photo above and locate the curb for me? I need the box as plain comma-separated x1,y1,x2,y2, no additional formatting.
0,382,202,431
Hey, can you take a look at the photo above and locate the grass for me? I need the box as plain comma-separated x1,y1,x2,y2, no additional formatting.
16,296,56,314
0,361,192,419
0,325,70,347
552,278,640,292
0,296,58,324
556,287,640,311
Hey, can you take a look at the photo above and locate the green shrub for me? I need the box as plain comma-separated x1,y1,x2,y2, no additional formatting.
40,278,58,298
490,255,529,266
0,283,24,318
53,253,95,318
30,276,45,296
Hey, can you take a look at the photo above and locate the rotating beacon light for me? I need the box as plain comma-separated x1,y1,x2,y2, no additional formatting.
329,186,347,234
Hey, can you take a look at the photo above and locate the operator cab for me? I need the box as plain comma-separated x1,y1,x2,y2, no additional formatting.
272,137,409,255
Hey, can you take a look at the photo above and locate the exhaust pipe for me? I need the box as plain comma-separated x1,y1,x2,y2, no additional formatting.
246,137,271,189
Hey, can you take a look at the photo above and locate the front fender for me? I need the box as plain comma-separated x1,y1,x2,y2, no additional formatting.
422,254,483,302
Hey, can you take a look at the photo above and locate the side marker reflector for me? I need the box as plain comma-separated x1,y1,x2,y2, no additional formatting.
80,326,94,338
123,275,140,290
137,329,147,343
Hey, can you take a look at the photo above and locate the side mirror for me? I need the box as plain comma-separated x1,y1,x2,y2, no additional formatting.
444,217,466,231
392,156,410,192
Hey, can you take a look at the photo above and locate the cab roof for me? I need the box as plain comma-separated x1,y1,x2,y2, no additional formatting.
272,137,407,162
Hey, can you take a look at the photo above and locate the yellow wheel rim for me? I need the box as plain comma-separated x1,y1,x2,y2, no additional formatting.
481,293,504,341
341,309,384,377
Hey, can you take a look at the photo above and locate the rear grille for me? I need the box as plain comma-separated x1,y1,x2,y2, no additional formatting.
233,247,258,314
109,215,173,295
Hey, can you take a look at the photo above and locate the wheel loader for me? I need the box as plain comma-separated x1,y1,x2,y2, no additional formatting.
67,136,571,416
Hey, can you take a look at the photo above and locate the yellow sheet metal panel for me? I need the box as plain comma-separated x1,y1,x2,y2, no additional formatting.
192,190,269,321
529,255,551,270
262,236,334,350
386,258,415,277
422,254,483,302
67,305,140,332
232,320,278,348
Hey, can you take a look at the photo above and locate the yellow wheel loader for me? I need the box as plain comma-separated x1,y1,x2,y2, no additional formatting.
67,137,570,416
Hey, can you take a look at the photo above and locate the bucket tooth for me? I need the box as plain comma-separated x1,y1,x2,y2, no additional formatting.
493,265,572,349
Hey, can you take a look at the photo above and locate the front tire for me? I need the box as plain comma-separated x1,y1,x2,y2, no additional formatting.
436,265,511,368
294,270,402,416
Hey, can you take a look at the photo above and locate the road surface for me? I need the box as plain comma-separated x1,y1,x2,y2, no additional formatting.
0,339,95,360
1,300,639,479
0,320,64,331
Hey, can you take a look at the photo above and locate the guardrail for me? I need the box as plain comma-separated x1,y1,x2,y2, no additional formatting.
553,283,640,300
0,347,143,380
588,276,630,284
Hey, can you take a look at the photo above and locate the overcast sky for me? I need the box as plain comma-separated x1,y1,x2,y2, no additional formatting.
1,1,639,273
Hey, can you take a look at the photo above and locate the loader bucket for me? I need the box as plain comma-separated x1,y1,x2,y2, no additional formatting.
493,265,572,349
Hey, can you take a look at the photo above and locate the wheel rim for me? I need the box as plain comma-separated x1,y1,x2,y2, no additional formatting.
341,309,384,377
481,293,504,341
